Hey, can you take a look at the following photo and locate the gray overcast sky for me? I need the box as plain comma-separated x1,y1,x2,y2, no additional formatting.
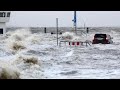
7,11,120,27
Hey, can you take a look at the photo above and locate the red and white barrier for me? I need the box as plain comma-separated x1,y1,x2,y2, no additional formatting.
59,41,85,47
69,42,83,46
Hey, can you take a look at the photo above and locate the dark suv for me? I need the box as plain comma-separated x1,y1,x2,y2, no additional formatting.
92,34,113,44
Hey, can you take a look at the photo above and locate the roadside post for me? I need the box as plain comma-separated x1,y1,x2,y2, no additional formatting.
44,27,47,33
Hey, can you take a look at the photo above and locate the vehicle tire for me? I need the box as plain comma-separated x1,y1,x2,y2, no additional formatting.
107,41,110,44
103,42,106,44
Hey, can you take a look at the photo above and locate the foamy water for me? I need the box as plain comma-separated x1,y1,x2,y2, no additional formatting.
0,27,120,79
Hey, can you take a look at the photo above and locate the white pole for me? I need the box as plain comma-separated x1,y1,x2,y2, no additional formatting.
56,18,59,46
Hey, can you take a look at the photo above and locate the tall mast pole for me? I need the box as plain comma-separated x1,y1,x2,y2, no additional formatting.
74,11,77,35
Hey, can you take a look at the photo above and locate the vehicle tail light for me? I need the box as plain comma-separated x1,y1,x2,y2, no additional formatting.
105,38,108,43
106,37,108,40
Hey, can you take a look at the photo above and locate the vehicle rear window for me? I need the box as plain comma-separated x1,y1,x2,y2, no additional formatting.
94,34,106,38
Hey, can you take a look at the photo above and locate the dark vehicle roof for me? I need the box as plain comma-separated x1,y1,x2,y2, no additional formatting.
94,34,106,38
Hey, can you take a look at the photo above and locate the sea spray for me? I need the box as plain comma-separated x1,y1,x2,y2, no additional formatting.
0,60,20,79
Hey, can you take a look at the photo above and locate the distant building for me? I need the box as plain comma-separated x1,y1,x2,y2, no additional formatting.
0,11,11,35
